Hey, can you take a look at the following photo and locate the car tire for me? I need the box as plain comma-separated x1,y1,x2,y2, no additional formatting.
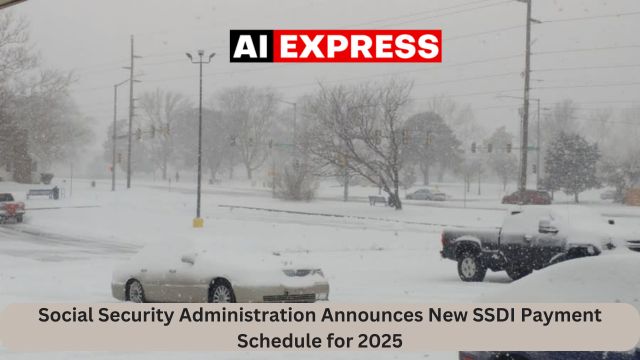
209,279,236,303
506,265,533,281
457,252,487,282
126,279,145,303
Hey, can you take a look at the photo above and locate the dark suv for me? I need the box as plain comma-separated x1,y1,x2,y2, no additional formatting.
502,190,552,205
460,351,640,360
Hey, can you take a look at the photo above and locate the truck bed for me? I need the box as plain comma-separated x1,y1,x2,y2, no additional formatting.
441,227,501,260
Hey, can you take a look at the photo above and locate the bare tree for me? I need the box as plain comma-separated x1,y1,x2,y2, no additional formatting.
275,160,318,201
172,106,229,182
0,12,37,86
303,80,413,210
403,111,462,185
139,88,190,180
424,95,481,181
12,70,92,170
584,108,613,145
218,86,277,180
486,126,518,191
0,13,91,177
0,12,38,174
543,99,579,142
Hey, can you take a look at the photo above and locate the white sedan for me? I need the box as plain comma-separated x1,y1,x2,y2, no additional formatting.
112,244,330,303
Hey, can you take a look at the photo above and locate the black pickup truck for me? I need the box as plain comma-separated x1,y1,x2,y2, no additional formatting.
441,207,615,282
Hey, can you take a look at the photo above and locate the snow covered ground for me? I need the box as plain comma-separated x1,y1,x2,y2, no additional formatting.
1,178,639,359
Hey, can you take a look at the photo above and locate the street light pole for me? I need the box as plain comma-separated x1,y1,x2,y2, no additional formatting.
112,79,129,192
187,50,215,228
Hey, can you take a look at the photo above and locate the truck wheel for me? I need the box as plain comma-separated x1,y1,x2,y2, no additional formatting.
457,252,486,282
506,265,532,281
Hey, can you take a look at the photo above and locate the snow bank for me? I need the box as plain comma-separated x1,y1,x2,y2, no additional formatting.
479,251,640,310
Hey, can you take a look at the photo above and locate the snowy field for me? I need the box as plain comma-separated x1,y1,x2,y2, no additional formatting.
1,178,639,359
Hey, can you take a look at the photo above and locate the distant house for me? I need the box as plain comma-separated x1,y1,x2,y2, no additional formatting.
625,181,640,206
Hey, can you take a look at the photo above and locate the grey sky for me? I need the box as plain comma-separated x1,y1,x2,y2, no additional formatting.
13,0,640,159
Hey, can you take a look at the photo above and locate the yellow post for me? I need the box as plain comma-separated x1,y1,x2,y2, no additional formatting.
193,217,204,228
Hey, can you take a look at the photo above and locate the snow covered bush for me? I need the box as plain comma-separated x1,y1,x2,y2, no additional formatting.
275,160,318,201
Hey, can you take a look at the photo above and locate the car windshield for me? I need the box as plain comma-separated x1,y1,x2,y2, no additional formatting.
0,194,14,202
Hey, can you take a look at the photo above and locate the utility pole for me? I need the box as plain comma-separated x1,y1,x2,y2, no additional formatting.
126,35,136,189
536,98,541,189
112,79,128,192
519,0,533,193
187,50,215,228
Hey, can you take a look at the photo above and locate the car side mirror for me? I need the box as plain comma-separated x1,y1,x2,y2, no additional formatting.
181,254,196,265
538,219,559,234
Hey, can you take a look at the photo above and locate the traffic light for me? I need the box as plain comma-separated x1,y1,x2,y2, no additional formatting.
506,143,512,153
471,142,477,153
337,154,347,167
136,128,142,141
150,124,156,139
487,143,493,153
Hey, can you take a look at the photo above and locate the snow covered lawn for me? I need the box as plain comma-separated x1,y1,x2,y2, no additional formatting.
1,179,639,359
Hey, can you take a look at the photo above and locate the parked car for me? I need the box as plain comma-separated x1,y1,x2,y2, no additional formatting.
502,190,551,205
406,188,446,201
460,350,639,359
0,193,25,223
599,189,616,201
441,206,623,282
112,244,330,303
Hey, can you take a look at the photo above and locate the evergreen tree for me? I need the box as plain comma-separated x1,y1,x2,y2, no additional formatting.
543,132,600,203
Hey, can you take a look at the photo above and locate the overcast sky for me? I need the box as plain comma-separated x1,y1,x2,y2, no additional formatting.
12,0,640,161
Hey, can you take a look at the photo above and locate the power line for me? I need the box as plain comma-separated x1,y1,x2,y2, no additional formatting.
345,0,496,28
445,24,523,41
534,44,640,55
533,63,640,73
533,80,640,91
414,71,518,88
542,10,640,24
376,0,513,28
